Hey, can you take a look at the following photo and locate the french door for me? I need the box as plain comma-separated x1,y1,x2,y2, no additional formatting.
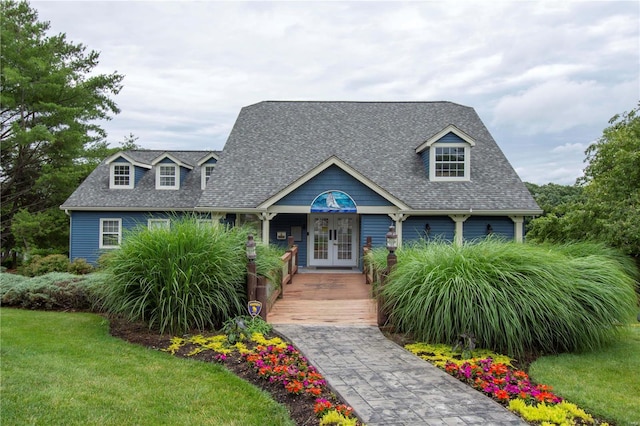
308,214,358,267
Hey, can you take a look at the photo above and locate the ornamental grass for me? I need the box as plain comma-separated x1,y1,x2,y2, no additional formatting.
375,240,638,357
98,216,283,334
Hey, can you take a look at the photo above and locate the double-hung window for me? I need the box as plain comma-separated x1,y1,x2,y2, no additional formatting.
415,126,475,182
110,164,133,189
434,146,466,178
157,164,178,189
148,219,170,230
428,143,471,181
201,165,215,189
100,218,122,248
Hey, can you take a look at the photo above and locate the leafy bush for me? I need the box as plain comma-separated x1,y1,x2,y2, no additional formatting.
20,254,70,277
0,272,108,310
99,217,282,334
96,252,115,270
377,240,638,357
222,315,273,343
68,258,93,275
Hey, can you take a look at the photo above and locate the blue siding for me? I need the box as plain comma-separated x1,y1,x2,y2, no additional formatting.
464,216,514,241
276,165,390,207
134,165,146,185
420,150,430,176
202,158,217,165
269,214,308,267
403,216,455,242
360,215,394,250
438,132,466,143
180,166,189,187
70,211,215,264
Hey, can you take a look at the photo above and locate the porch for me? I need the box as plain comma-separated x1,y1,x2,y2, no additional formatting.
267,271,377,325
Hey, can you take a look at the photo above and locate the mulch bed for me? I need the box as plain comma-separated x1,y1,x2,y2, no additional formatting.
107,315,350,426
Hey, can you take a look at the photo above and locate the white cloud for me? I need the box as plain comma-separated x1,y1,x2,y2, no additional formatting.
492,79,637,134
30,0,639,185
551,142,590,154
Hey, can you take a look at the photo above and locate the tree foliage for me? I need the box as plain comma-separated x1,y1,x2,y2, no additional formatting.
527,104,640,256
1,1,124,264
524,182,584,216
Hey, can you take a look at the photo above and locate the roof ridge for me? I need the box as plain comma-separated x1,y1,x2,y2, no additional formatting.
258,100,461,105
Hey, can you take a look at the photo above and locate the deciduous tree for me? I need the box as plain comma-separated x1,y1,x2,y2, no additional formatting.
527,104,640,256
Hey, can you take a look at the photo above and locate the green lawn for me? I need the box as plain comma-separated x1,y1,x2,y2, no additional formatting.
529,324,640,426
0,308,294,426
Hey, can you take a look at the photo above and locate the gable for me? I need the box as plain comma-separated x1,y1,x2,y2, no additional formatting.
257,156,409,211
275,165,391,207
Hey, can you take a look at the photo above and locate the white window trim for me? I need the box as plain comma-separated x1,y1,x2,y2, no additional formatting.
201,165,215,189
429,143,471,182
109,163,134,189
99,218,122,249
148,219,170,230
156,164,179,189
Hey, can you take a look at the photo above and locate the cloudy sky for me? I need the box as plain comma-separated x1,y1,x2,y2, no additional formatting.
32,1,639,185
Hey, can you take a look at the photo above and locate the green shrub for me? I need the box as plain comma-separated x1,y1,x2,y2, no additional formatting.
95,252,115,270
20,254,70,277
99,217,281,334
377,240,638,357
0,272,107,310
68,258,93,275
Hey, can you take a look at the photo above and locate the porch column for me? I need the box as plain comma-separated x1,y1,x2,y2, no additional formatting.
260,212,277,246
388,213,409,247
509,215,525,243
449,214,470,245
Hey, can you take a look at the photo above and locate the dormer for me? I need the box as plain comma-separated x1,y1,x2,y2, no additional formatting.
415,125,476,182
197,152,219,189
105,152,151,189
151,153,193,190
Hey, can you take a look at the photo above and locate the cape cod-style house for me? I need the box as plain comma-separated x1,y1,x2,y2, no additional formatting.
61,101,541,266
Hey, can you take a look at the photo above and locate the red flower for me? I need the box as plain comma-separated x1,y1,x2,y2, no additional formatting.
495,389,510,401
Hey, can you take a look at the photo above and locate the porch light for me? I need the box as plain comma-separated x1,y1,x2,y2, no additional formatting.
386,225,398,253
246,234,256,261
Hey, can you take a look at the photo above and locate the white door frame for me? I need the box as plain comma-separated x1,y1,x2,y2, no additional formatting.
307,214,358,267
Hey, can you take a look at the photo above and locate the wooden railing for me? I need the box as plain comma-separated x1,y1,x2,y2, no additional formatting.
266,244,299,311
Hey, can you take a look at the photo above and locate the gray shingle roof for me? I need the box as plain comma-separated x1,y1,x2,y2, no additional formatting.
61,151,219,210
198,101,541,213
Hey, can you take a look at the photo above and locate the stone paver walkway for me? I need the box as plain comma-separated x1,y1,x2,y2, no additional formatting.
273,324,527,426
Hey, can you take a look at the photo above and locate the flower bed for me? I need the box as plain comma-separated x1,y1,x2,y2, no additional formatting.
165,332,363,426
406,343,609,426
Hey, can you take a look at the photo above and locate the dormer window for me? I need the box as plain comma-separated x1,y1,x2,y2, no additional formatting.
110,163,133,189
105,152,151,189
202,165,215,189
433,144,468,179
151,153,194,190
197,152,219,190
157,164,178,189
415,124,475,182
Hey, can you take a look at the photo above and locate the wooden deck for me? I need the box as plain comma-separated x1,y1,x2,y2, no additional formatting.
268,272,378,325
